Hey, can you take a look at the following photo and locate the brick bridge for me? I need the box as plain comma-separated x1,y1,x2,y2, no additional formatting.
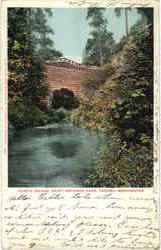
43,57,97,106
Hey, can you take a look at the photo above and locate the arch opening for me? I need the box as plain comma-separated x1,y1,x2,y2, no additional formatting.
51,88,79,110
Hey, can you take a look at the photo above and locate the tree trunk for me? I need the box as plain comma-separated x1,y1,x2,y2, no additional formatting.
125,8,129,36
98,28,103,67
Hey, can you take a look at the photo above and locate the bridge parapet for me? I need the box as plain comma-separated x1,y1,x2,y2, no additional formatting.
46,57,97,71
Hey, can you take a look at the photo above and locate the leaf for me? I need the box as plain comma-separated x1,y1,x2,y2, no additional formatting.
131,89,145,97
13,40,20,50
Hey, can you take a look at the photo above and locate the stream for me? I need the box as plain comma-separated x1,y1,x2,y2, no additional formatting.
8,123,105,187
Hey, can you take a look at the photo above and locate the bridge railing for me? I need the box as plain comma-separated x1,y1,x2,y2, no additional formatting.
46,59,97,71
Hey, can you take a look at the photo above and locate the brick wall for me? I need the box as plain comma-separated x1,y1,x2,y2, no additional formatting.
42,61,96,106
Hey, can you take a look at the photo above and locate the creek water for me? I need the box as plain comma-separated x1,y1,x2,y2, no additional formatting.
8,123,105,187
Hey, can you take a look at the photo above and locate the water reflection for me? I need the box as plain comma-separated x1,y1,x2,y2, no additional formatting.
48,140,81,158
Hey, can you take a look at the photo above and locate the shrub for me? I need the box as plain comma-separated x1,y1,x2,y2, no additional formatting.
8,98,48,129
72,25,153,187
45,107,71,123
52,88,79,110
82,65,115,97
85,134,153,187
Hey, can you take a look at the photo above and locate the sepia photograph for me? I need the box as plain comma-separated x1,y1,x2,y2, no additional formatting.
8,7,153,188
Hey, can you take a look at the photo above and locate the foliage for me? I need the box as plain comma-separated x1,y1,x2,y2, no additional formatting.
82,65,115,97
85,134,153,187
83,8,115,66
8,98,48,129
52,88,79,110
8,8,62,61
137,8,153,25
8,8,54,131
114,8,131,36
46,108,71,123
72,21,153,187
71,72,120,133
8,100,71,129
28,8,63,60
8,8,48,106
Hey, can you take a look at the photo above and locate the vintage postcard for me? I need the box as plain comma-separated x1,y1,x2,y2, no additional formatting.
0,0,160,249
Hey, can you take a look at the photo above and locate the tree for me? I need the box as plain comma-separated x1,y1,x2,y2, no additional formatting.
137,8,153,25
129,8,153,38
137,8,153,27
24,8,62,60
83,8,115,66
8,8,47,106
114,8,131,37
71,15,153,187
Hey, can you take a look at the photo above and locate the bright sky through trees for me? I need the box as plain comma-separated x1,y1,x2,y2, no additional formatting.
48,8,140,62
